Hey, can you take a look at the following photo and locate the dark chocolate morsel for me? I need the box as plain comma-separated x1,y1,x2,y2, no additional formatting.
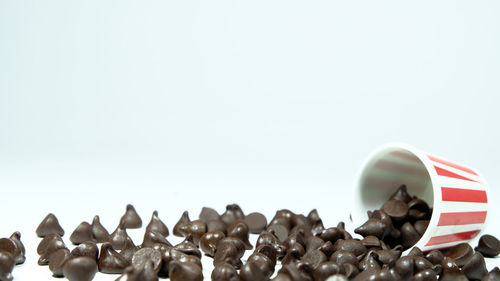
443,242,473,267
179,220,207,246
108,224,131,250
375,246,402,265
407,246,424,257
400,222,421,249
36,213,65,237
342,263,359,279
211,263,240,281
382,199,409,220
0,250,14,281
319,228,343,244
244,212,267,234
324,274,348,281
462,252,488,281
302,249,327,270
63,257,98,281
307,209,325,236
221,204,245,226
354,218,387,239
38,234,67,265
49,248,72,277
168,260,203,281
145,211,169,237
410,268,437,281
142,231,172,248
305,236,325,252
98,243,130,274
71,241,99,261
389,184,412,203
475,234,500,257
8,232,25,265
239,255,274,281
131,247,162,273
70,222,94,245
207,219,227,234
267,224,289,243
173,211,190,237
227,221,252,250
330,250,359,267
413,220,429,236
256,232,286,258
333,239,367,257
91,215,109,243
116,260,159,281
439,257,468,281
0,238,23,266
120,204,142,229
361,236,381,248
120,237,139,263
359,250,381,271
173,239,202,258
482,267,500,281
199,207,220,223
213,242,242,269
319,241,335,258
312,261,343,281
280,262,313,281
200,231,225,257
425,250,444,265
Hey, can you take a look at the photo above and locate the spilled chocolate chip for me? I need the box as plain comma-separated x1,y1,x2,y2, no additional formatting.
142,231,172,248
0,250,15,281
199,207,220,223
443,242,473,267
0,237,23,266
482,267,500,281
312,261,343,281
63,257,98,281
168,260,203,281
462,252,488,280
413,220,429,236
49,248,72,277
439,257,468,281
200,231,225,256
179,220,207,246
145,210,169,237
333,239,367,257
173,239,202,258
475,234,500,257
37,234,67,265
330,250,359,267
211,263,240,281
400,222,421,249
70,222,94,245
91,215,109,243
108,224,131,250
117,261,159,281
120,204,142,229
227,221,252,250
36,213,65,237
207,219,227,234
410,268,437,281
425,250,444,265
221,204,245,226
267,224,289,243
173,211,190,237
131,247,162,273
382,199,409,221
8,232,25,265
71,241,99,261
244,212,267,234
98,243,130,274
389,184,412,203
119,236,140,263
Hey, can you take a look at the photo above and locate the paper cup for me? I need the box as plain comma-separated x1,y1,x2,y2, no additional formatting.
353,143,489,252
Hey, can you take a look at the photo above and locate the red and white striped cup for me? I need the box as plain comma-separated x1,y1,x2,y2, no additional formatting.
353,143,489,252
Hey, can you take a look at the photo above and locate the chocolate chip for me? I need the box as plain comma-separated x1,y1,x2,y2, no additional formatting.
318,241,335,258
145,210,169,237
244,212,268,234
325,274,348,281
389,184,412,203
359,250,381,271
227,221,252,250
70,222,94,245
116,260,158,281
302,249,327,270
305,236,325,252
0,250,14,281
63,257,98,281
71,241,99,261
410,268,437,281
407,246,424,257
108,224,131,250
131,247,162,273
280,262,314,281
173,239,202,258
400,222,421,249
173,211,190,237
91,215,109,243
308,209,325,236
200,231,225,257
475,234,500,257
36,213,65,237
120,237,140,263
120,204,142,229
37,234,67,265
355,218,387,240
211,263,239,281
179,220,207,246
240,253,275,281
341,263,359,279
168,260,203,281
49,248,71,277
375,246,402,265
98,243,130,274
207,219,227,234
267,224,289,243
482,267,500,281
256,232,286,258
382,200,409,221
333,239,367,257
0,238,23,266
361,236,381,249
330,250,358,267
281,244,304,266
142,231,172,248
413,220,429,236
439,257,468,281
221,204,245,226
214,239,244,269
199,207,220,223
8,232,25,265
312,261,343,281
462,252,488,280
424,250,444,265
443,242,473,267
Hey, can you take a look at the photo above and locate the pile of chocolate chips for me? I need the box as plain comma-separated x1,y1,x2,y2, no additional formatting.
0,232,26,281
31,193,500,281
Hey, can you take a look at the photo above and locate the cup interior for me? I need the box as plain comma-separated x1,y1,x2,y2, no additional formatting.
353,145,434,225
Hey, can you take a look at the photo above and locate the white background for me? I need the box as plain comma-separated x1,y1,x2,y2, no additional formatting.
1,1,499,280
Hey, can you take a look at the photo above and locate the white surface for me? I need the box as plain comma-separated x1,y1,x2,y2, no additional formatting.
1,0,500,280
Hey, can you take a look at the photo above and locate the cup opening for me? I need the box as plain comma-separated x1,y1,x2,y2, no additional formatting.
353,145,434,226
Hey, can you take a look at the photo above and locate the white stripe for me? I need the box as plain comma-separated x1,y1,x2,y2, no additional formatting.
432,224,484,237
432,161,483,183
437,176,485,190
439,201,488,212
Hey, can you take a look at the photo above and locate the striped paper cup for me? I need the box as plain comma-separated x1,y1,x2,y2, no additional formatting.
352,143,489,252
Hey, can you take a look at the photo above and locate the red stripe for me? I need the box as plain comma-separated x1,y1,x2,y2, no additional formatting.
425,230,480,246
441,187,488,203
427,154,478,176
434,166,479,183
437,211,487,226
